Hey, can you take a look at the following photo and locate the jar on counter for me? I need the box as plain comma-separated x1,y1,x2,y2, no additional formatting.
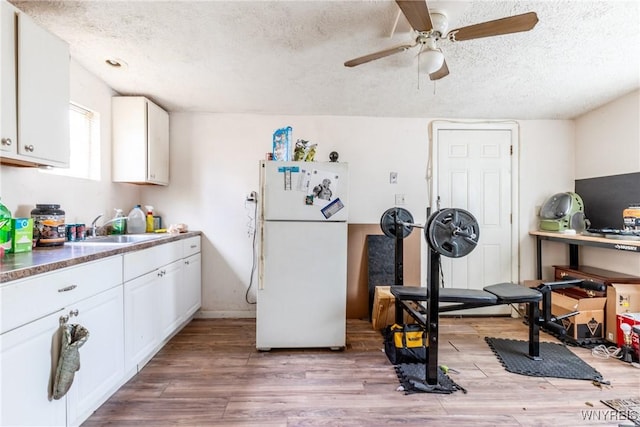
623,204,640,231
31,204,66,247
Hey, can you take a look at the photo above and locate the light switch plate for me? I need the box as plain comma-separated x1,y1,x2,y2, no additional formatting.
395,194,405,205
390,172,398,184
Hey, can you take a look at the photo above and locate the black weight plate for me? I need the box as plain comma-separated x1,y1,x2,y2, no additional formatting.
380,208,414,239
425,208,480,258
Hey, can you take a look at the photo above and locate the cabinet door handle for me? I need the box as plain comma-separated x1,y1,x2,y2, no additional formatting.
1,138,12,146
24,144,35,152
58,284,77,292
69,309,79,317
184,260,190,265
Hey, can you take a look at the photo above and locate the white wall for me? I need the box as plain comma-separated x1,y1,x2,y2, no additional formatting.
575,89,640,179
4,60,632,317
0,59,141,223
572,89,640,275
141,114,575,318
518,120,576,280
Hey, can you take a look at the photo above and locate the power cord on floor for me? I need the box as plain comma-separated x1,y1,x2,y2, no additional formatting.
245,199,258,305
591,344,622,359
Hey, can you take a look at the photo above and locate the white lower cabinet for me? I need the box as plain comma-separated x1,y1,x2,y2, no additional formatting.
0,309,67,427
180,252,202,320
66,286,124,427
124,236,202,376
124,269,160,374
157,260,183,342
124,258,182,373
0,256,123,427
0,235,202,426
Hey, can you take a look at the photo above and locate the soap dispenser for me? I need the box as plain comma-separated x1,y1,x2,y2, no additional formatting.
112,209,126,235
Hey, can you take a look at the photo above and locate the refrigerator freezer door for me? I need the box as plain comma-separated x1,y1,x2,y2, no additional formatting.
260,161,349,222
257,220,347,350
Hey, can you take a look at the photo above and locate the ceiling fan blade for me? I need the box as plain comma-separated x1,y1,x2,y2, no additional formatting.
448,11,538,42
429,59,449,80
344,43,416,67
395,0,433,32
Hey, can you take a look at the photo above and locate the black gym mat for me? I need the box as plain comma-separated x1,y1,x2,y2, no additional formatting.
485,337,607,383
394,363,466,394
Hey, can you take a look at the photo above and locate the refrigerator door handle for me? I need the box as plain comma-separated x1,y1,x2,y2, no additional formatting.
258,221,265,290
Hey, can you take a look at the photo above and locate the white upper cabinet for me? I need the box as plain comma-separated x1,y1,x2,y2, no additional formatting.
0,1,70,167
112,96,170,185
0,1,17,157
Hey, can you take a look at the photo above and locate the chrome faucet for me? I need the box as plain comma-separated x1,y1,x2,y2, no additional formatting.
89,213,128,238
88,214,104,238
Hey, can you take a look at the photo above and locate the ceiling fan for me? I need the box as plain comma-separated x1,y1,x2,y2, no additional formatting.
344,0,539,81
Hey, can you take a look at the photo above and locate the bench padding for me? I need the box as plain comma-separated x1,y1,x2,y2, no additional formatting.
390,283,542,304
483,283,542,303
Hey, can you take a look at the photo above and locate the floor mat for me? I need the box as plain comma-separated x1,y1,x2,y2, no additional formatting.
394,363,466,394
485,337,607,383
601,398,640,426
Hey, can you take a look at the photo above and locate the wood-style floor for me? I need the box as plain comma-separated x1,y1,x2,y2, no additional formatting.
82,317,640,427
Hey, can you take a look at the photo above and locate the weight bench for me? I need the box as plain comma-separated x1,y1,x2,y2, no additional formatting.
378,206,605,389
390,278,604,387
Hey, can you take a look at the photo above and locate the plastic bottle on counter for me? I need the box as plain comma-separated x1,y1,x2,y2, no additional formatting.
0,198,12,253
112,209,126,235
145,205,154,233
127,205,146,234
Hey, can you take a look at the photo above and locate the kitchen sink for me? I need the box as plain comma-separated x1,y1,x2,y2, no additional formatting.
67,234,166,246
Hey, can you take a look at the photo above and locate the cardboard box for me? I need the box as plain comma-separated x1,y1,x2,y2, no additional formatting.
606,284,640,344
9,218,33,254
551,291,606,340
616,313,640,356
371,286,415,330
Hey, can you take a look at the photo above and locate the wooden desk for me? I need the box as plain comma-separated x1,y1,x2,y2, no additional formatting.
529,230,640,279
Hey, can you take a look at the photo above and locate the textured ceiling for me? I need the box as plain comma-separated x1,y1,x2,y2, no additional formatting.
10,0,640,119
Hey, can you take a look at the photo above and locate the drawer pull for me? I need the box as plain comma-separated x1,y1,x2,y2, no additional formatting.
190,244,197,249
185,260,190,265
58,285,77,292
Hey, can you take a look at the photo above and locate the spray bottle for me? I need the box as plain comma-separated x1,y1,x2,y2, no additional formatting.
145,206,154,233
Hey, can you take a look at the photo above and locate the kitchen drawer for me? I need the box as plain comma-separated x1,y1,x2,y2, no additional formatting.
0,256,122,334
183,236,201,258
123,240,181,282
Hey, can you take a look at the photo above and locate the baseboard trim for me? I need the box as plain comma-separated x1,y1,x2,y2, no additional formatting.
196,310,256,319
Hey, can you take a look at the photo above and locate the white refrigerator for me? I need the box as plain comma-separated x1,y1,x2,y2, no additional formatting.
256,160,349,350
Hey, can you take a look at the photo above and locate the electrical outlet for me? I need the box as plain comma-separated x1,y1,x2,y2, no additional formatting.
390,172,398,184
246,191,257,202
395,194,405,205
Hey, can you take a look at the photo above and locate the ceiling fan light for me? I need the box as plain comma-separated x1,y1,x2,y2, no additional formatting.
420,49,444,74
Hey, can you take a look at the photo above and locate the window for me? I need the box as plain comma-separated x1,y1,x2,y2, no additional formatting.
43,102,100,180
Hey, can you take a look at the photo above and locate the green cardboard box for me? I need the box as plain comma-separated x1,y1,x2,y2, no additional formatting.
10,218,33,253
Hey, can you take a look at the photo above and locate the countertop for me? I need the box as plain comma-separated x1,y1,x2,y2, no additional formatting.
0,231,201,284
529,230,640,248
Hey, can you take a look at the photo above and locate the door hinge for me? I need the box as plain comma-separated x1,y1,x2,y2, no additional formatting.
510,213,512,224
510,145,513,155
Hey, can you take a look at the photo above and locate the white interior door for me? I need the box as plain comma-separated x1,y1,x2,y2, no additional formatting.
431,124,518,315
